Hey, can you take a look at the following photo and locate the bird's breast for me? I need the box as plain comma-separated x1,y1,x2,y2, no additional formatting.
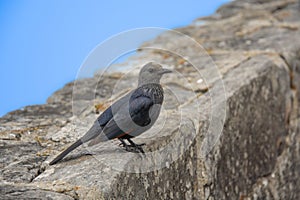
143,84,164,105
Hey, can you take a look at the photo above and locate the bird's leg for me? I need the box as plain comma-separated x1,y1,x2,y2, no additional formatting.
118,138,127,147
118,138,138,153
118,138,131,151
118,138,145,154
127,138,145,154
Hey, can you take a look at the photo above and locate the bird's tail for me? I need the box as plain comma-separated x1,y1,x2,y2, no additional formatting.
49,122,103,165
49,139,83,165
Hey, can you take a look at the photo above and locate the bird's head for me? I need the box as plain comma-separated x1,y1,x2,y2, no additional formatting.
138,62,172,86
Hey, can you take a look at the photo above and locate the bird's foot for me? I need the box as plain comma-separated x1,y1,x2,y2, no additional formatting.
128,143,145,154
124,144,145,154
118,139,146,154
128,143,145,148
119,142,145,154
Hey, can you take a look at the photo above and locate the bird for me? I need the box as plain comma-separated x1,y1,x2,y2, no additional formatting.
49,62,171,165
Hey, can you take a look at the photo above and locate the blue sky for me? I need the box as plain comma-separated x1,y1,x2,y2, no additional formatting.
0,0,228,116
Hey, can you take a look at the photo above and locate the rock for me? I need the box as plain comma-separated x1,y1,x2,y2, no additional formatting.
1,0,300,199
0,184,74,200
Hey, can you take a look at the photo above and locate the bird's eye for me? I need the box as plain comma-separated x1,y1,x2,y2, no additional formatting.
148,68,154,73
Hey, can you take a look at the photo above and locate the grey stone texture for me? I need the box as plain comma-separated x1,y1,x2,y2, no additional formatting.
1,0,300,199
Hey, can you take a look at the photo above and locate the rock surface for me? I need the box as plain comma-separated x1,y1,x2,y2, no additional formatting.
1,0,300,199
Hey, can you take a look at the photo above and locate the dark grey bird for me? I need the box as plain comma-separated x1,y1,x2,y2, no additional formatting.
49,62,171,165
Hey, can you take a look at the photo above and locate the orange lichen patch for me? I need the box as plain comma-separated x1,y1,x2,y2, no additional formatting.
239,194,248,200
73,186,81,191
36,149,52,156
94,101,111,113
163,53,170,59
177,58,186,65
35,136,49,146
206,49,214,55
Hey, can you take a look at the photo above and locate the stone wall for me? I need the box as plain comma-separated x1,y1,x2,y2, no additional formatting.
1,0,299,199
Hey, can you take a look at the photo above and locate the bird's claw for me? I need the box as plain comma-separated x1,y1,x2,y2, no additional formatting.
118,139,146,154
129,143,146,148
118,142,145,147
120,143,145,154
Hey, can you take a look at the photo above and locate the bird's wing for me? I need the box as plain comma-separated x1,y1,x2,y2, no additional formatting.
130,96,154,123
96,91,133,127
88,92,133,146
129,95,153,116
89,94,154,146
101,96,154,140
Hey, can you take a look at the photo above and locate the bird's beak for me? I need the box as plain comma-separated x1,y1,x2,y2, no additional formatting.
159,68,172,74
